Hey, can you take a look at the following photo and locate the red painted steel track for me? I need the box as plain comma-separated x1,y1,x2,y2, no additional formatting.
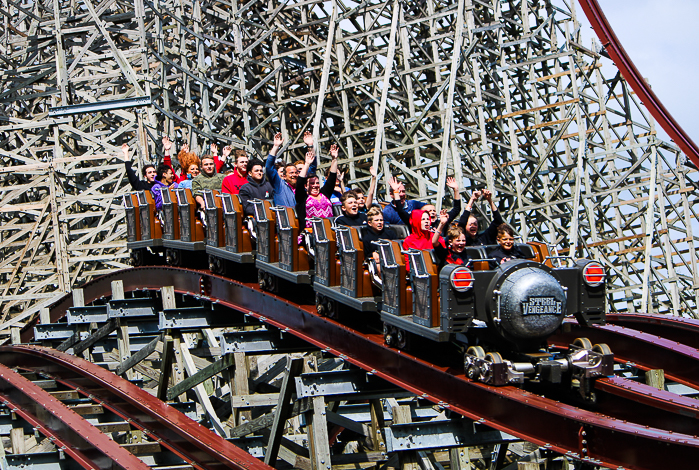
606,313,699,348
28,266,699,470
578,0,699,165
0,343,271,470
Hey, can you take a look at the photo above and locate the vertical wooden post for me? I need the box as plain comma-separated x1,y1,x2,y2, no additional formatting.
10,428,24,454
307,395,331,470
231,352,251,426
112,281,132,380
369,399,386,454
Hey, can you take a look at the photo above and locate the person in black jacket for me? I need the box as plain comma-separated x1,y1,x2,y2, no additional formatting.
457,189,503,246
488,224,528,268
295,146,338,233
334,190,368,227
238,159,274,217
122,143,156,191
362,206,399,264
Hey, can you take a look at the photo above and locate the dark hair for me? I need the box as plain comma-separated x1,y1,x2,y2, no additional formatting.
247,158,264,172
496,223,515,238
156,164,171,182
141,164,155,177
340,190,358,206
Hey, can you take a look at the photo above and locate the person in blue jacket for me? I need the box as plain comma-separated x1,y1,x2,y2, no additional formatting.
265,131,318,207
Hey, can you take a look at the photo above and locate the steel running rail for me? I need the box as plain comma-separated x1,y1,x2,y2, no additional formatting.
0,344,272,470
578,0,699,165
28,266,699,470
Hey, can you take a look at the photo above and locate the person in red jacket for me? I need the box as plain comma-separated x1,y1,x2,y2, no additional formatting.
221,149,250,195
161,136,187,184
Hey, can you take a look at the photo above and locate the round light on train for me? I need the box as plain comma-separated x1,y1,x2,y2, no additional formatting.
583,262,605,287
450,267,474,292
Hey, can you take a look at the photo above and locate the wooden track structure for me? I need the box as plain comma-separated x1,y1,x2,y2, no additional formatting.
1,0,698,326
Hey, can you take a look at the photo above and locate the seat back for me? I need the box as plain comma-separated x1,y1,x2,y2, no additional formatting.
160,188,180,240
388,224,410,239
253,200,278,263
526,241,553,267
274,206,309,272
135,191,162,241
336,226,372,298
407,249,440,328
204,190,224,247
174,188,204,242
516,243,536,260
123,193,141,242
312,218,340,287
464,246,490,271
221,194,253,253
377,240,410,316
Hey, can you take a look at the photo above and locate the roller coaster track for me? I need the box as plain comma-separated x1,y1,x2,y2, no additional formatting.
19,266,699,470
0,341,271,470
578,0,699,164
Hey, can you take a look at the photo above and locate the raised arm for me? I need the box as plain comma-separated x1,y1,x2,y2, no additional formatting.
266,132,284,189
457,190,480,228
365,165,378,209
320,144,338,199
122,144,140,188
445,176,462,224
303,131,318,176
389,177,410,226
299,147,315,178
162,136,174,168
433,210,449,248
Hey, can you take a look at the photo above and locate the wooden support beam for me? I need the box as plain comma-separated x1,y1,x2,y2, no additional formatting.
264,357,303,466
308,395,331,470
72,318,118,355
116,335,162,376
157,338,175,402
229,397,311,439
167,353,234,401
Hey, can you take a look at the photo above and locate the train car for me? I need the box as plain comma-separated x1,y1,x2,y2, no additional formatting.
124,192,613,395
123,190,163,266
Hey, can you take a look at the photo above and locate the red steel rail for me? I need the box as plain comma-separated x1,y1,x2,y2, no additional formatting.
0,362,149,470
578,0,699,164
0,344,272,470
30,266,699,470
606,312,699,347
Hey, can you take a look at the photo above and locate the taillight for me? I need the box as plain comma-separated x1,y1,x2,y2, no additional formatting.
583,262,605,287
450,267,474,292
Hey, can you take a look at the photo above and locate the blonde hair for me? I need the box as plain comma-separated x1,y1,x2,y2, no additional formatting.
367,206,383,222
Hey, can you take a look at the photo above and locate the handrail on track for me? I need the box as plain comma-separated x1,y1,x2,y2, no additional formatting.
578,0,699,165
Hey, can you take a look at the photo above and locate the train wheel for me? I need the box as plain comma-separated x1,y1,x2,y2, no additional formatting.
383,324,395,347
316,293,327,316
130,249,144,267
466,346,485,359
208,255,224,275
326,298,338,319
485,352,503,363
396,329,410,351
592,343,612,355
573,337,592,350
166,248,181,267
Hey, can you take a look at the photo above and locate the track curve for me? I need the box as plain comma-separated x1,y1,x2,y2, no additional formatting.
29,266,699,470
578,0,699,164
0,343,271,470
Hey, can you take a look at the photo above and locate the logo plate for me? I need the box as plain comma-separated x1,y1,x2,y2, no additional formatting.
521,296,562,315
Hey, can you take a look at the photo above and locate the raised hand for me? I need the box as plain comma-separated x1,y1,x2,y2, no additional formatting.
337,170,345,183
439,209,449,225
482,189,492,202
470,190,481,202
303,130,313,147
329,143,339,160
222,146,232,157
273,132,284,147
162,136,172,152
182,142,189,153
388,176,401,193
446,176,458,191
121,143,130,160
305,149,316,165
370,165,377,178
210,143,218,155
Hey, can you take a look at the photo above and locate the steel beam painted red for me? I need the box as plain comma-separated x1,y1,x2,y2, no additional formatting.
0,362,148,470
578,0,699,165
606,313,699,347
34,267,699,470
549,322,699,389
0,345,272,470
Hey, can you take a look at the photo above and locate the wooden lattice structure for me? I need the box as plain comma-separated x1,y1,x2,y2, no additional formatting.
1,0,697,326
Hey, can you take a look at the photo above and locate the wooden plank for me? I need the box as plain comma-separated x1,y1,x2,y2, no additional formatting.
264,357,303,466
157,338,175,402
116,335,162,376
166,353,234,401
